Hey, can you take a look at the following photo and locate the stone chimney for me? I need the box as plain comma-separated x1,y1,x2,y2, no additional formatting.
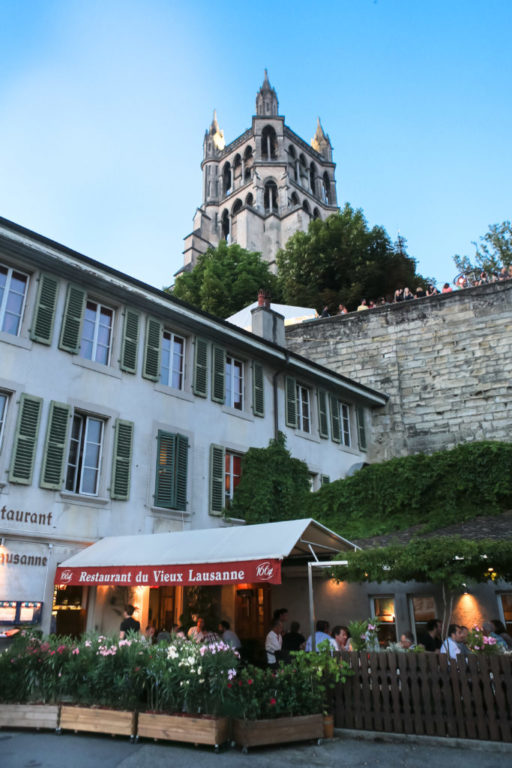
251,290,285,346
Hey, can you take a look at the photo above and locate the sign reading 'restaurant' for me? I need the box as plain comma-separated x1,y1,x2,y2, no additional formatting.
55,559,281,587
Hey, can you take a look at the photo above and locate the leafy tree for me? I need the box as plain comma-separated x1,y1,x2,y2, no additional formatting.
276,204,426,313
171,241,281,317
227,433,311,524
454,221,512,276
330,536,512,633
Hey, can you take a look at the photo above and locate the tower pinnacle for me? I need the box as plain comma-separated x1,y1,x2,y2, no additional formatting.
256,69,279,116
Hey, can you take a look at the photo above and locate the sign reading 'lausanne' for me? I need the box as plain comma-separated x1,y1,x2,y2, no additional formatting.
55,559,281,587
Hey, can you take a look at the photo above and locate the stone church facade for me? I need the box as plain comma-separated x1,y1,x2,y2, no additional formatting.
181,72,338,273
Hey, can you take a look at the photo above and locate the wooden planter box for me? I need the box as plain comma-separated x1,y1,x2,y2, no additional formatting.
233,713,323,749
0,703,59,730
59,705,136,738
137,712,230,747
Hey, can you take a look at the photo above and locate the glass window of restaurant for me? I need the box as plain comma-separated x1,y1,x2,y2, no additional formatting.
370,595,396,645
409,595,437,642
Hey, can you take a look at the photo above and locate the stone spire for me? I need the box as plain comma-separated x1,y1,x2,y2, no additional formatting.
256,69,279,116
311,118,332,160
208,110,225,151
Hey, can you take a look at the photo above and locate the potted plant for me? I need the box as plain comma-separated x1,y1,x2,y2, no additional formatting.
137,636,238,748
231,642,352,750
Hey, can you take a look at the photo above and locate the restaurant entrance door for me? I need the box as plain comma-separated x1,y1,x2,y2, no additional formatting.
235,584,271,664
148,586,177,633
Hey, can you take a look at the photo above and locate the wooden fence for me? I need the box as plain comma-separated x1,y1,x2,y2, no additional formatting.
335,650,512,742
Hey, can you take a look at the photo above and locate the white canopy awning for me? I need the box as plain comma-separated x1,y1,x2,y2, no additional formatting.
55,518,356,588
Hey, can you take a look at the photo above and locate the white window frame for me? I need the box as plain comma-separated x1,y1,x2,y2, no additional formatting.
160,330,185,390
296,383,311,433
0,263,29,336
226,355,244,410
225,449,243,507
79,300,114,365
339,402,351,447
0,392,8,452
65,413,105,496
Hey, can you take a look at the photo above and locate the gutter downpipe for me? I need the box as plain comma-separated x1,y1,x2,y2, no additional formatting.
273,351,289,440
308,559,348,652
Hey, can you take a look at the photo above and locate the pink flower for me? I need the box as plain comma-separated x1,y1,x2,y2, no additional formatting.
72,648,80,655
269,698,276,706
247,678,253,685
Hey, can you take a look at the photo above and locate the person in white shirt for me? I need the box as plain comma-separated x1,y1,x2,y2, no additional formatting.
187,617,206,642
265,618,283,668
440,624,462,659
305,620,338,652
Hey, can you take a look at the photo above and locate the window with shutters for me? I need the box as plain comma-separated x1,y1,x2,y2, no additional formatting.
225,450,242,508
356,405,367,452
110,419,134,500
226,356,243,410
296,384,310,433
252,362,264,417
40,401,71,490
79,301,114,365
9,394,42,484
65,414,104,495
160,331,185,389
0,264,29,336
339,402,351,447
0,392,8,452
154,431,188,511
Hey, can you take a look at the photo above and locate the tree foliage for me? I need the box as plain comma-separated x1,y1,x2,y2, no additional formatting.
454,221,512,276
227,433,311,524
331,537,512,592
276,204,426,313
304,441,512,541
171,241,281,318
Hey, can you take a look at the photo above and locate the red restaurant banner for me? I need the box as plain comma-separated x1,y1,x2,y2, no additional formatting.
55,559,282,587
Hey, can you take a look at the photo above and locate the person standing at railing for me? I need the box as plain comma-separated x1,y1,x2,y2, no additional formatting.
440,624,462,659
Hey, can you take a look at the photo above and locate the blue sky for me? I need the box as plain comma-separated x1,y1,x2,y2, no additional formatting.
0,0,510,291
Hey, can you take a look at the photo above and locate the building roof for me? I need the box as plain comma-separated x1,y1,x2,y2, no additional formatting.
226,302,317,331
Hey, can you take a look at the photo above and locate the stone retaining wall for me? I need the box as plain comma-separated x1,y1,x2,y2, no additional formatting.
285,281,512,461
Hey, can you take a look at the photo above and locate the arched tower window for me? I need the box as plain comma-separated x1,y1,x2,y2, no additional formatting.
313,207,320,220
299,154,307,186
233,154,242,187
322,172,330,204
264,180,278,213
309,162,316,195
290,191,299,206
232,199,243,216
245,192,254,206
221,210,230,241
288,145,297,182
222,162,232,196
302,200,311,215
244,145,253,182
261,126,277,160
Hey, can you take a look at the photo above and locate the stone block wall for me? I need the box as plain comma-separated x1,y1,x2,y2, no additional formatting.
285,281,512,462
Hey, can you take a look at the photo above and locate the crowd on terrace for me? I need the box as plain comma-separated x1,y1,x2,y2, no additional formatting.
320,264,512,318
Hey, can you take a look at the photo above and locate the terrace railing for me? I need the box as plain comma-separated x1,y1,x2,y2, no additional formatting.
335,650,512,742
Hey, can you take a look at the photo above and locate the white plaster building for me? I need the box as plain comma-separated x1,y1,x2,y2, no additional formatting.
0,216,386,639
181,71,338,273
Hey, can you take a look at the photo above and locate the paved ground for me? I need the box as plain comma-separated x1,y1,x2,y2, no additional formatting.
1,730,509,768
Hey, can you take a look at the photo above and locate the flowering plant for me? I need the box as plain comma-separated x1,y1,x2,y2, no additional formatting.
347,618,381,651
466,626,502,655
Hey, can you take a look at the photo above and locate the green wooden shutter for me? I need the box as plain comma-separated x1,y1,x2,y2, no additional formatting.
120,309,140,373
154,430,175,508
193,337,208,397
30,274,59,345
40,401,71,489
252,362,265,417
175,434,188,511
143,317,162,381
59,284,86,353
211,345,226,403
285,376,297,428
317,389,329,439
330,395,341,443
210,444,225,515
111,419,134,500
356,405,367,451
9,394,43,484
321,474,330,486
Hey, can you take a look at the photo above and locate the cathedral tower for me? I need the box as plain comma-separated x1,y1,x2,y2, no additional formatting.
181,73,338,274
